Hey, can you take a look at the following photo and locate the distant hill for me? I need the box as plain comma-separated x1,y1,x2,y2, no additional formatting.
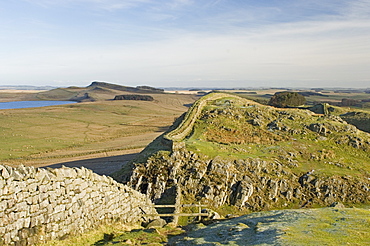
87,81,164,94
34,81,165,102
297,91,329,97
0,85,56,90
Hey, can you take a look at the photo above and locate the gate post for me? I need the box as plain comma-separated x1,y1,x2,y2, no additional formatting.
173,185,181,225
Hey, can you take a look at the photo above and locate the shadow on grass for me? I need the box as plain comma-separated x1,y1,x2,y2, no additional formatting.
168,213,286,245
45,153,139,176
183,103,195,107
118,124,170,132
92,229,173,246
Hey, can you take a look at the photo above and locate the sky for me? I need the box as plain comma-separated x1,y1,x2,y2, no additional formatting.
1,0,370,88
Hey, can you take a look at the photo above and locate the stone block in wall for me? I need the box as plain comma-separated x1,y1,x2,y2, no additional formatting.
0,178,5,189
0,200,7,212
14,218,26,232
10,169,25,181
53,204,66,214
27,180,39,193
30,214,44,227
0,164,11,179
39,198,50,208
3,231,12,245
16,190,25,201
15,201,27,212
34,169,49,183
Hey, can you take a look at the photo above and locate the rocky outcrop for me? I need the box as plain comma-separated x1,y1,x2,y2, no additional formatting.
127,149,370,211
340,111,370,133
88,82,164,94
0,165,157,245
136,86,164,93
114,94,154,101
71,92,96,102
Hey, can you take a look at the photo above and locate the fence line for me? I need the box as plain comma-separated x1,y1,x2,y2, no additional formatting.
153,204,208,208
147,203,209,222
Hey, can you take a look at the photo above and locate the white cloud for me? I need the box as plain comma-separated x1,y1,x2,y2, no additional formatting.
3,25,369,87
23,0,196,11
3,0,370,87
345,0,370,19
166,0,193,9
23,0,151,10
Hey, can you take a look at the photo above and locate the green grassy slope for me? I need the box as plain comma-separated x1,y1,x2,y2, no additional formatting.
175,93,370,178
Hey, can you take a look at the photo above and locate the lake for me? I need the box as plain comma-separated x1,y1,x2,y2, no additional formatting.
0,101,77,110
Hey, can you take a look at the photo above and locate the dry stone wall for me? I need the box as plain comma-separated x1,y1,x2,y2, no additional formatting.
0,164,157,246
164,93,246,142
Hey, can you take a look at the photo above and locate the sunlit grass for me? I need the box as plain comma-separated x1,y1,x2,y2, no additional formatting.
283,208,370,245
183,98,370,179
38,223,185,246
0,97,193,164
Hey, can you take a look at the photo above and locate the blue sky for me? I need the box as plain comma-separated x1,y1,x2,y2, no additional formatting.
1,0,370,88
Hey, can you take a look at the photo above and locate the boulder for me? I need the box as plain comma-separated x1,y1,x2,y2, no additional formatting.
114,94,154,101
201,208,221,220
145,218,167,229
308,123,329,136
329,202,345,208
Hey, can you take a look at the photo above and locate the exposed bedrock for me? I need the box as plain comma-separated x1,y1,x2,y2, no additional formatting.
128,149,370,211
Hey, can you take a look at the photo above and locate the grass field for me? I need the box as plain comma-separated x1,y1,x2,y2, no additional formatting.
0,93,197,168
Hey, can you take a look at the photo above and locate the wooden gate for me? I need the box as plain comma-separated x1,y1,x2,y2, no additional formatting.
145,203,209,223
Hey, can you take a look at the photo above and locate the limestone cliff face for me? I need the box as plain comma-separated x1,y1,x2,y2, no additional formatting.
128,149,370,211
340,111,370,133
115,93,370,211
